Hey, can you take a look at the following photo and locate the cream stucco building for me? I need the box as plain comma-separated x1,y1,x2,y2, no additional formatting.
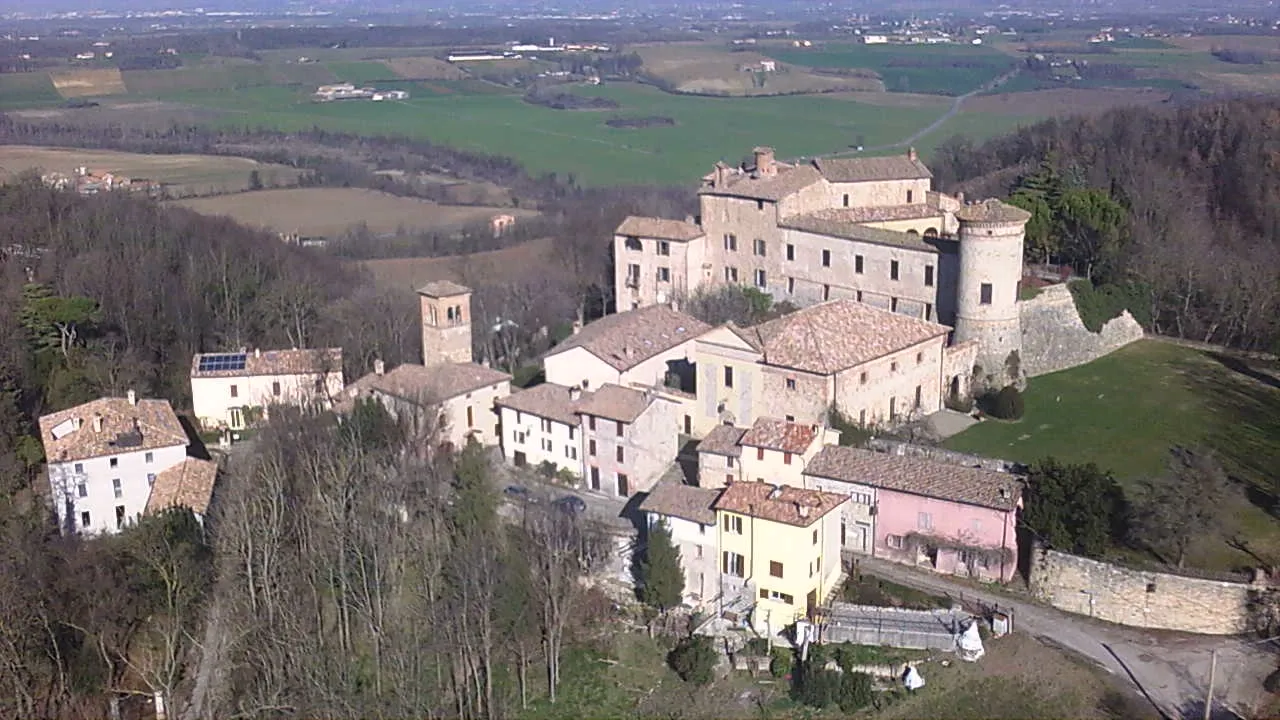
615,147,1031,381
190,348,345,430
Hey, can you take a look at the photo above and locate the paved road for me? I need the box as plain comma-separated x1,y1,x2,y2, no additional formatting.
855,556,1270,719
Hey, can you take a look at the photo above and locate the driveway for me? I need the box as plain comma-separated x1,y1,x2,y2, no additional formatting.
855,556,1273,719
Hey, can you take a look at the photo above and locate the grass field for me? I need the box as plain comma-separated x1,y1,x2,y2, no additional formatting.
172,187,535,237
945,340,1280,571
635,42,882,95
765,43,1016,95
0,145,302,194
49,68,127,97
361,236,559,291
155,81,947,185
325,61,399,85
0,73,64,110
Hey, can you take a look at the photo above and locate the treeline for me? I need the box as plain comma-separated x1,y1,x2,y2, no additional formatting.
929,96,1280,352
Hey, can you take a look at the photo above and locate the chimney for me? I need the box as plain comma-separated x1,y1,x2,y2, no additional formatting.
754,146,776,177
571,319,583,335
955,191,965,205
685,214,695,225
374,359,385,376
768,484,783,500
797,503,811,519
127,389,137,406
92,414,103,433
569,386,582,402
907,147,918,162
713,162,730,188
254,348,261,358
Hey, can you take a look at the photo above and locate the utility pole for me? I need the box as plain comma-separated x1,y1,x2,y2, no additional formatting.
1203,648,1217,720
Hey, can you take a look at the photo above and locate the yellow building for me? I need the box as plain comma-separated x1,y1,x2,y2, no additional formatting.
714,481,847,634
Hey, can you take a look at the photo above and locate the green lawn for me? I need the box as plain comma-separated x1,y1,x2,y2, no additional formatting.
157,81,952,185
0,73,64,110
325,61,399,85
946,340,1280,570
766,43,1016,95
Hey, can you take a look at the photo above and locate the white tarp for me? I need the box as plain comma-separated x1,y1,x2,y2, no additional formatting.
903,665,925,690
957,620,985,662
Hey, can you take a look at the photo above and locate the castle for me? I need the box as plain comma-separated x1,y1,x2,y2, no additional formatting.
614,146,1032,383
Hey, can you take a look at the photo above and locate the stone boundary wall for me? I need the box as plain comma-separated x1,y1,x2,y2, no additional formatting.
1028,547,1260,635
1019,283,1145,377
867,438,1023,474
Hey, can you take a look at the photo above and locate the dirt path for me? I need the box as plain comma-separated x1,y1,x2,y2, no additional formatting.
855,556,1271,719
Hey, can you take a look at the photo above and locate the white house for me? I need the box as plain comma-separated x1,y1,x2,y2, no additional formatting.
495,382,584,475
190,348,345,430
39,392,191,535
638,482,722,607
542,304,710,391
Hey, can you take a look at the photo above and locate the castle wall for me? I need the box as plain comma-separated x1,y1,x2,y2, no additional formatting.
825,179,930,210
859,216,947,235
1028,547,1258,635
1018,284,1145,377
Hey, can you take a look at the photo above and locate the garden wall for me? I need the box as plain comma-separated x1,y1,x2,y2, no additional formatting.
1019,284,1144,377
1028,547,1261,635
820,603,964,650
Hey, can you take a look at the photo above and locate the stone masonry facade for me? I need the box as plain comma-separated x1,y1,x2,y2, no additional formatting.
1028,547,1262,635
1019,283,1145,377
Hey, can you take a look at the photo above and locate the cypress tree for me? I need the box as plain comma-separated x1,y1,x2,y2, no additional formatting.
639,520,684,611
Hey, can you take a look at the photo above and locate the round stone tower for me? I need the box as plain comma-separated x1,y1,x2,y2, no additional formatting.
953,199,1031,387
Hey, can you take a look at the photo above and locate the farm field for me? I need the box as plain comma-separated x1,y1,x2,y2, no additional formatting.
0,145,302,194
945,340,1280,572
961,87,1173,117
764,42,1016,95
0,73,64,110
634,42,882,95
155,81,946,185
361,236,560,292
172,187,536,237
49,68,127,98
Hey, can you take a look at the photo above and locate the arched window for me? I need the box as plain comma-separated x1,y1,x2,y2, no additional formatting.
906,229,920,238
924,227,939,239
446,306,455,322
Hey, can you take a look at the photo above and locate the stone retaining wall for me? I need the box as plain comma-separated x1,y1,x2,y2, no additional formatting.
1019,284,1144,377
1028,547,1260,635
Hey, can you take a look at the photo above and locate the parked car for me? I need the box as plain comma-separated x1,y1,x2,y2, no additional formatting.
552,494,587,516
504,485,536,502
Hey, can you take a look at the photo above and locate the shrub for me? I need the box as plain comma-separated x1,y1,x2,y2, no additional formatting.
769,647,794,678
791,662,843,709
839,672,874,713
984,386,1025,420
944,390,973,413
668,635,717,685
744,638,769,656
1068,279,1152,332
827,405,872,447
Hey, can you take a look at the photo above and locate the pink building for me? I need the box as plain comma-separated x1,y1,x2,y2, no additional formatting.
804,446,1023,582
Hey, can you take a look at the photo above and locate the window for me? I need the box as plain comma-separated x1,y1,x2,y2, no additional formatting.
785,243,795,261
918,512,933,530
724,234,737,251
812,529,819,545
272,381,281,397
588,439,596,455
588,416,596,431
147,473,156,485
722,551,746,577
115,505,126,530
906,189,914,203
109,457,118,469
891,361,898,373
890,260,900,281
230,384,238,399
696,544,704,558
616,446,625,463
466,406,474,428
821,249,831,267
726,456,735,468
842,193,849,207
787,277,795,294
753,238,767,256
886,534,904,549
516,431,527,444
784,452,792,466
769,561,784,578
859,371,868,385
590,467,601,490
859,409,867,425
626,263,640,285
754,269,766,288
915,385,922,408
980,283,993,305
786,377,796,391
657,266,670,283
756,447,765,461
112,478,121,499
767,590,794,604
74,462,83,473
724,366,734,389
541,438,553,452
756,199,765,211
314,378,324,393
624,236,642,251
541,418,552,433
891,297,899,312
916,352,924,364
723,515,744,534
925,265,935,287
657,240,670,256
569,426,575,440
925,303,933,320
567,446,577,460
851,491,872,505
785,414,795,422
617,473,629,496
855,254,864,274
77,482,87,498
726,474,735,484
80,511,91,528
724,266,738,282
616,420,625,437
822,284,831,301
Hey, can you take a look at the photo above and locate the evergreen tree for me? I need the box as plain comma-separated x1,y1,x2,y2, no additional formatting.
638,519,683,611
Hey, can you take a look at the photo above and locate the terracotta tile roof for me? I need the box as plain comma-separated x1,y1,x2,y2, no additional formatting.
371,362,510,404
780,211,952,253
698,424,747,457
417,280,472,297
146,457,219,516
39,396,188,464
615,216,705,241
956,198,1032,224
639,481,721,525
332,368,384,414
190,348,342,379
804,445,1022,511
545,305,710,372
813,154,932,182
835,203,945,224
574,383,652,423
714,481,846,527
699,164,823,202
735,299,950,374
495,382,580,426
740,417,818,454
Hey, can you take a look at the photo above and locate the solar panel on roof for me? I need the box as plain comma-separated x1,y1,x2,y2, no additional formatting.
197,353,247,372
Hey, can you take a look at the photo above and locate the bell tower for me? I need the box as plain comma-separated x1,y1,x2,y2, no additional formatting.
418,281,474,367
